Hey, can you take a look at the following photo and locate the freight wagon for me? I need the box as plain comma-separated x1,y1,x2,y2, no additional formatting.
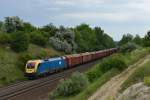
25,48,118,78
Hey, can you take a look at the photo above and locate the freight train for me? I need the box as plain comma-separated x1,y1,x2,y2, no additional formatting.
25,48,118,78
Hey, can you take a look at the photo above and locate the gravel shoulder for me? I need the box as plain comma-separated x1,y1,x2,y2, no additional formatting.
88,55,150,100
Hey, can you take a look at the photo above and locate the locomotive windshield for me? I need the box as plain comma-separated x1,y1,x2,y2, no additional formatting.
27,62,36,69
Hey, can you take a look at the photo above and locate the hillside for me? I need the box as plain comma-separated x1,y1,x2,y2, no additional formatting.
88,55,150,100
0,44,64,87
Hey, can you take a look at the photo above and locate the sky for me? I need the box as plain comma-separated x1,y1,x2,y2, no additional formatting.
0,0,150,41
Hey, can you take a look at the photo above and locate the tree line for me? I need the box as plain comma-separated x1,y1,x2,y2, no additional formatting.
0,16,115,53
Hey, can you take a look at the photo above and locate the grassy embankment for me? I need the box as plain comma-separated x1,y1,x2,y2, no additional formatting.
0,44,63,87
120,59,150,92
55,48,150,100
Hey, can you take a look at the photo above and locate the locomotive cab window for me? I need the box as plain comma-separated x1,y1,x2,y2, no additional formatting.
27,62,36,69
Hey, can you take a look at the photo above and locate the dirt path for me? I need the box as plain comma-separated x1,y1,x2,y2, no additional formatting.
88,55,150,100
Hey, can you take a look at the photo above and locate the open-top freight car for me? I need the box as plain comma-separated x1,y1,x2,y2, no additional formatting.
65,54,83,68
25,48,118,78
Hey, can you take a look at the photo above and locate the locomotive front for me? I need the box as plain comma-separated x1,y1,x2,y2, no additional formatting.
25,60,41,77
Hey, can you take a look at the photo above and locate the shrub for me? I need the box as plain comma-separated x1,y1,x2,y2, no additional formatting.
120,42,139,53
10,32,29,52
29,31,47,47
86,55,126,82
36,49,47,59
50,72,89,98
17,53,33,71
0,33,11,44
86,65,103,82
100,55,127,73
144,77,150,86
49,37,72,53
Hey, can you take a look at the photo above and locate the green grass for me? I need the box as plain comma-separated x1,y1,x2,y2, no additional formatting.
0,47,24,86
72,68,120,100
55,68,120,100
144,76,150,86
0,44,63,87
53,47,150,100
28,44,64,57
120,61,150,92
123,48,150,65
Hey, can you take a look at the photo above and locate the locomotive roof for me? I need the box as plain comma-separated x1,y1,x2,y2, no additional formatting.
42,57,65,62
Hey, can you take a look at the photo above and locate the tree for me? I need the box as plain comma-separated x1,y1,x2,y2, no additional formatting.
133,34,142,45
103,34,115,48
1,16,24,33
94,27,105,50
75,24,96,52
119,33,133,45
23,22,36,32
49,28,77,53
29,31,47,47
0,21,3,31
11,32,29,52
143,31,150,46
0,32,11,44
40,23,58,37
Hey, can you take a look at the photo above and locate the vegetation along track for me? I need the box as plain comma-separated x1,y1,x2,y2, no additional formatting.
0,59,102,100
88,55,150,100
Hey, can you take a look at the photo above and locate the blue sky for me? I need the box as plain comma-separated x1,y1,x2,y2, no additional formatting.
0,0,150,41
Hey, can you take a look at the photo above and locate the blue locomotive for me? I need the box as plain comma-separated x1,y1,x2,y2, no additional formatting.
25,57,67,77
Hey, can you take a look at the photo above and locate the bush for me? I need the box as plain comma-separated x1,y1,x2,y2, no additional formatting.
29,31,47,47
120,42,139,53
17,53,33,71
86,65,103,82
100,55,127,73
49,37,72,53
144,77,150,86
11,32,29,52
86,55,126,82
0,33,11,44
50,72,89,98
36,49,47,59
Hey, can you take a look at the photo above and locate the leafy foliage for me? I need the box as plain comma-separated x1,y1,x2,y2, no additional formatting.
86,54,126,82
100,55,127,73
49,28,77,53
17,53,33,71
133,34,142,45
50,72,89,98
75,24,115,52
10,32,29,52
119,34,133,45
120,61,150,92
40,23,58,37
143,31,150,47
29,31,47,47
120,42,140,53
22,22,37,32
1,16,24,33
0,32,11,44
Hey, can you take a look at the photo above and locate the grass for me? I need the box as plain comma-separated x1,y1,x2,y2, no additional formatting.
72,68,120,100
0,47,24,86
53,47,150,100
0,44,63,87
123,48,150,65
55,68,120,100
144,76,150,86
119,61,150,92
28,44,64,57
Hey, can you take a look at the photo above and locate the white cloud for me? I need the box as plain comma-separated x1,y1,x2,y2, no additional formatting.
63,12,132,22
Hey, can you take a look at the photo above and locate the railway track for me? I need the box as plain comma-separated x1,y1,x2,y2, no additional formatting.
0,59,101,100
